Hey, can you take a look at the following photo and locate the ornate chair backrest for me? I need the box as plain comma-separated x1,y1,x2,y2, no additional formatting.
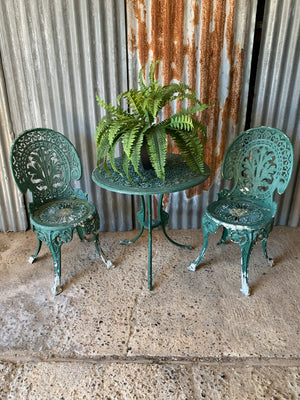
222,127,293,215
10,128,82,206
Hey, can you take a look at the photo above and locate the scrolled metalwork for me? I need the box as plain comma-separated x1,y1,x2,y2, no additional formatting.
188,127,293,296
222,127,293,204
10,128,82,203
10,128,114,295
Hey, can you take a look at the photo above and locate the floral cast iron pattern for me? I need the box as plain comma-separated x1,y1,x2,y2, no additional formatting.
222,127,293,206
10,129,81,204
35,199,92,225
10,128,113,295
188,127,294,296
208,199,271,226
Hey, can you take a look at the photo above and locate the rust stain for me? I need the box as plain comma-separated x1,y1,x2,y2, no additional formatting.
186,0,228,198
153,194,158,220
127,0,244,201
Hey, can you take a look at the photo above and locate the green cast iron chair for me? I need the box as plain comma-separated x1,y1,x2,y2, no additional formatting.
10,128,114,295
188,126,293,295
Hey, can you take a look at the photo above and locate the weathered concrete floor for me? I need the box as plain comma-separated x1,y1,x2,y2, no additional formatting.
0,226,299,399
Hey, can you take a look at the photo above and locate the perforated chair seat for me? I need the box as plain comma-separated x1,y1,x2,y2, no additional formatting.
207,198,273,229
31,198,95,229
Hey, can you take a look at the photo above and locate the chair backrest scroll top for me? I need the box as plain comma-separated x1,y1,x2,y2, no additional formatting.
10,128,82,205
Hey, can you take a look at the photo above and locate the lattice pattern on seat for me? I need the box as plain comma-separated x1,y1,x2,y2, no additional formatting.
188,127,294,296
208,199,273,227
10,128,114,295
32,199,93,227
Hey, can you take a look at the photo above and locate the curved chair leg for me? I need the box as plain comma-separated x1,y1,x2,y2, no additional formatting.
29,238,42,263
187,214,217,271
217,227,228,245
93,233,114,269
76,226,88,242
262,238,274,266
239,238,254,296
188,230,209,271
48,242,63,296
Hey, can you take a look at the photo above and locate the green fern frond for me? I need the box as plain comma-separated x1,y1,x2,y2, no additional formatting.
149,60,160,87
122,122,146,157
169,115,194,131
107,120,126,145
108,141,121,174
96,114,118,144
170,92,202,105
130,133,144,175
138,65,147,92
96,135,111,163
96,94,126,117
95,122,106,145
174,104,211,117
145,125,167,180
117,89,145,116
121,153,133,183
191,118,207,143
142,96,162,119
168,129,205,174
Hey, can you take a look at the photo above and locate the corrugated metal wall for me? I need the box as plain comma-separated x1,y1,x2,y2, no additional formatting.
0,0,133,232
0,56,27,231
0,0,298,232
251,0,299,227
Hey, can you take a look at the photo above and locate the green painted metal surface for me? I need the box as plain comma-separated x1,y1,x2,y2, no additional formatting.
92,154,210,290
92,154,210,195
10,128,114,295
188,127,294,296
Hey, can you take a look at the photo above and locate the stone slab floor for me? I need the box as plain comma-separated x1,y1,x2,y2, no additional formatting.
0,226,299,399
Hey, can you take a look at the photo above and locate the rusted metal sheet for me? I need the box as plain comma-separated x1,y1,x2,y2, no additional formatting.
127,0,258,227
251,0,300,227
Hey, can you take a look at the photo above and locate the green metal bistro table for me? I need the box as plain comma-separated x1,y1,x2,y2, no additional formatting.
92,154,210,290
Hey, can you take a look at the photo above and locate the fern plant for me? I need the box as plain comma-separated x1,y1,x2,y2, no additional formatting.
95,60,211,181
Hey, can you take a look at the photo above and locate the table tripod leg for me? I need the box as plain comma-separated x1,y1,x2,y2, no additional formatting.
147,194,153,290
120,196,145,245
159,194,193,250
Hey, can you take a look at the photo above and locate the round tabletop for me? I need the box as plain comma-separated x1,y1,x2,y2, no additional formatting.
92,154,210,195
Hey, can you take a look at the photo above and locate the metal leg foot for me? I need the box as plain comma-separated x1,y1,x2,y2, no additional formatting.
94,234,115,269
52,275,63,296
188,232,209,271
29,238,42,263
262,239,274,266
240,275,250,296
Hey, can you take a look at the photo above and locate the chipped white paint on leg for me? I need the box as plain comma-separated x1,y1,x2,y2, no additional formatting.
240,275,250,296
